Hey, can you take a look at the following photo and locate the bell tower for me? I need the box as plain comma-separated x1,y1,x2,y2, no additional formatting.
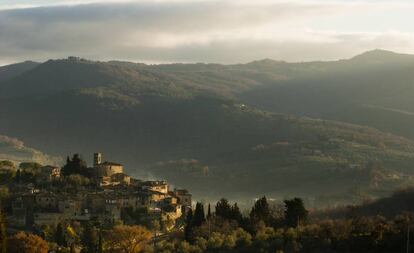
93,153,102,167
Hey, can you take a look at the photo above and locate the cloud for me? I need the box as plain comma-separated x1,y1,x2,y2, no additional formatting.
0,0,414,64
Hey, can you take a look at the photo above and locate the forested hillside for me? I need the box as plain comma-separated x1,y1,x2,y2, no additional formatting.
236,50,414,140
1,52,414,204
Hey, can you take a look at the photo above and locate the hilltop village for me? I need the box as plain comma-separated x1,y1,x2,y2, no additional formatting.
1,153,192,232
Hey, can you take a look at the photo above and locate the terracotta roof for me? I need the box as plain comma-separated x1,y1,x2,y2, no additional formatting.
111,173,129,178
100,161,122,166
143,180,167,186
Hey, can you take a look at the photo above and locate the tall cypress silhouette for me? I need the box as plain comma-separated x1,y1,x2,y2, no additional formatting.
0,208,6,253
193,202,206,227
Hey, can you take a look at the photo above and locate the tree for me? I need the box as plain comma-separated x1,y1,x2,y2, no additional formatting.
231,203,243,223
62,154,88,177
150,219,161,252
0,188,8,203
207,203,212,220
0,209,6,253
14,169,21,184
284,197,308,227
250,196,271,224
151,219,161,234
0,161,15,170
104,225,151,253
82,222,98,253
0,161,16,184
7,232,48,253
19,162,41,172
97,231,103,253
64,223,79,251
215,198,232,220
184,209,193,241
193,202,206,227
55,222,67,247
66,174,90,188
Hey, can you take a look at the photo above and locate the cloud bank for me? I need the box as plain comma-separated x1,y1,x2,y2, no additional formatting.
0,0,414,64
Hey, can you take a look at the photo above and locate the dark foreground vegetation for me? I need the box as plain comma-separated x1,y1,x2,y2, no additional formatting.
2,189,414,252
173,195,414,253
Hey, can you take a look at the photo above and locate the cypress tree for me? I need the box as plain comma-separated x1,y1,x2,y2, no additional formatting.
0,209,6,253
231,203,243,223
82,222,98,253
97,231,103,253
55,222,66,246
193,202,205,227
207,203,212,219
15,169,21,184
184,209,193,241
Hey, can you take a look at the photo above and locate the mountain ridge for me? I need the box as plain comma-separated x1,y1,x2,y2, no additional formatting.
1,49,414,204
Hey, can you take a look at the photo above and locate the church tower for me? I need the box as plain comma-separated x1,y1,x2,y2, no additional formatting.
94,153,102,167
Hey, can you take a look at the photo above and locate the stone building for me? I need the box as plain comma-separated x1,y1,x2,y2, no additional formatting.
93,153,124,178
142,180,169,194
36,165,61,183
6,152,191,230
9,197,27,227
33,212,62,227
35,192,59,211
173,189,192,208
110,173,131,185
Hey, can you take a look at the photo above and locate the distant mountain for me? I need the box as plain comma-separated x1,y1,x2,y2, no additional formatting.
0,61,39,83
1,51,414,204
350,49,414,63
237,50,414,141
317,188,414,219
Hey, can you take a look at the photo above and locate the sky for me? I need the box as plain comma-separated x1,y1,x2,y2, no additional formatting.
0,0,414,65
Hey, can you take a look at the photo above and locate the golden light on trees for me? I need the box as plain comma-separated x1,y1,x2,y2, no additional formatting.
104,225,152,253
